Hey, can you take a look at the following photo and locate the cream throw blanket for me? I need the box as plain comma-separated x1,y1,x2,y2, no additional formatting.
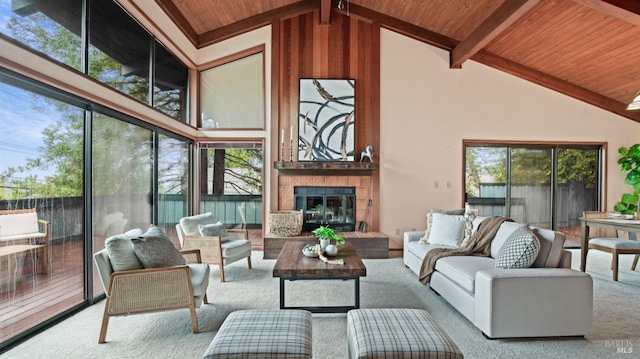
419,216,513,285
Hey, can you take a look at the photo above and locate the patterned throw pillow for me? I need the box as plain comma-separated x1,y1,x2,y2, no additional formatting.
495,225,541,269
131,225,186,268
198,222,230,242
460,210,477,247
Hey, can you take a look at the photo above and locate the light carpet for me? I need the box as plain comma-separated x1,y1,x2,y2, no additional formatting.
3,249,640,359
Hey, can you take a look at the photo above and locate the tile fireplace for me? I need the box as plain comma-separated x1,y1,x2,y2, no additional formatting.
294,186,356,231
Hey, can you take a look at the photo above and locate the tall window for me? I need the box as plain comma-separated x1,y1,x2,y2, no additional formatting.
91,112,154,297
0,0,189,123
157,134,191,247
89,0,151,103
154,41,189,121
199,50,265,129
0,73,85,345
464,142,602,247
0,0,83,71
199,143,263,232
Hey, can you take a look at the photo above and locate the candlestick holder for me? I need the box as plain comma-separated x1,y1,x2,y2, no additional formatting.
281,144,285,162
289,139,294,162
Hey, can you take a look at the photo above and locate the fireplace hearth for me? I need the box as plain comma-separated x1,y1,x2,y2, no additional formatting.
294,186,356,231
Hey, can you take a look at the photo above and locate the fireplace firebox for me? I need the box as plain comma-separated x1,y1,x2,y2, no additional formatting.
294,186,356,232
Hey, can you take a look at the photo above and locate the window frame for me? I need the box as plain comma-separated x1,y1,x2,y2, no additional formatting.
197,45,266,130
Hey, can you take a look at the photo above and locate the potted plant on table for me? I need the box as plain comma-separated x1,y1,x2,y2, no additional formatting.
312,226,345,254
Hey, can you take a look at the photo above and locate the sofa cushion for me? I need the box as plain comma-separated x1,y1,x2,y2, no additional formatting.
131,225,186,268
494,225,541,269
530,227,566,268
179,212,215,236
406,241,452,260
105,228,145,271
423,213,467,247
198,222,230,242
435,256,495,293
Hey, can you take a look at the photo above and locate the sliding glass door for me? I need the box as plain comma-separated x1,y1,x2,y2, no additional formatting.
465,143,601,246
0,74,85,345
91,112,154,297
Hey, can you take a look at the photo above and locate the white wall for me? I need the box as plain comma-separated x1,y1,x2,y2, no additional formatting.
379,29,640,248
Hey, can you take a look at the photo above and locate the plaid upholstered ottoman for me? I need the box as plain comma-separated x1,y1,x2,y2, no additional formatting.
347,308,463,359
202,309,312,359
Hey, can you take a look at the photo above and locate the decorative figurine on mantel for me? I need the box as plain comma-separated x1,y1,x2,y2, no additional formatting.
360,145,373,162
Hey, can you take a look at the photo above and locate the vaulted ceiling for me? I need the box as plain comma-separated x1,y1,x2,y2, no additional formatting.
154,0,640,123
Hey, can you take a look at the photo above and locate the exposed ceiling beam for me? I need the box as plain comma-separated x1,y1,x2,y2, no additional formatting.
344,3,456,51
320,0,331,25
574,0,640,26
155,0,200,47
197,0,321,48
450,0,539,69
473,50,640,123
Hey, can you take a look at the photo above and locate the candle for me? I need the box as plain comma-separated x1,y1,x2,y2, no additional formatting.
281,129,284,144
290,126,293,140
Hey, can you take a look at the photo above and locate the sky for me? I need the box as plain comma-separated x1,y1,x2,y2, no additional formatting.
0,2,59,181
0,80,58,180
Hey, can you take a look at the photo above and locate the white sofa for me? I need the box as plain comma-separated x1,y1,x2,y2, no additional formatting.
404,216,593,339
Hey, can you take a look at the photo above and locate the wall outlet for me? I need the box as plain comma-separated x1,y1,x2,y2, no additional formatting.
411,227,416,231
394,228,400,235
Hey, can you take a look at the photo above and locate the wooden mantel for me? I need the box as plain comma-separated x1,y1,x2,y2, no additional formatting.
273,161,377,175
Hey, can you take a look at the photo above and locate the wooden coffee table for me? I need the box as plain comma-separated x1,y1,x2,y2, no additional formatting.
272,242,367,313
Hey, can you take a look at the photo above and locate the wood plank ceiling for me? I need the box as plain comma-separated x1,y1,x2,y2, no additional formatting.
154,0,640,123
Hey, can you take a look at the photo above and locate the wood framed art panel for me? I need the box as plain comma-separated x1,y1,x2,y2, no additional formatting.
198,45,266,130
297,78,355,161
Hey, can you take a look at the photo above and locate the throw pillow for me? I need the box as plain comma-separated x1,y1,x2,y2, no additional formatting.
423,212,466,247
460,210,477,247
198,222,230,242
419,208,466,244
179,212,215,236
494,225,541,269
105,228,145,271
131,225,186,268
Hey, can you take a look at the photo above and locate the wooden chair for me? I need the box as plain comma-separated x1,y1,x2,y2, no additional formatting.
176,213,252,282
583,211,640,281
93,248,209,343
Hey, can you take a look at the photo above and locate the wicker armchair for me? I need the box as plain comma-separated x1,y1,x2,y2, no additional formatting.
176,213,252,282
93,248,210,343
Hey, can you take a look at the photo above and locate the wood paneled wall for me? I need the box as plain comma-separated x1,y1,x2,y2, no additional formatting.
270,9,381,230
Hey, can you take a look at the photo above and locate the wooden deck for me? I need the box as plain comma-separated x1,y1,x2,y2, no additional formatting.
0,229,264,346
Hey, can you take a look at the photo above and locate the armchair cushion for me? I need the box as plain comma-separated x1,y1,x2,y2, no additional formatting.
221,239,252,257
104,228,145,271
131,225,186,268
187,263,210,298
179,213,215,236
198,222,230,242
